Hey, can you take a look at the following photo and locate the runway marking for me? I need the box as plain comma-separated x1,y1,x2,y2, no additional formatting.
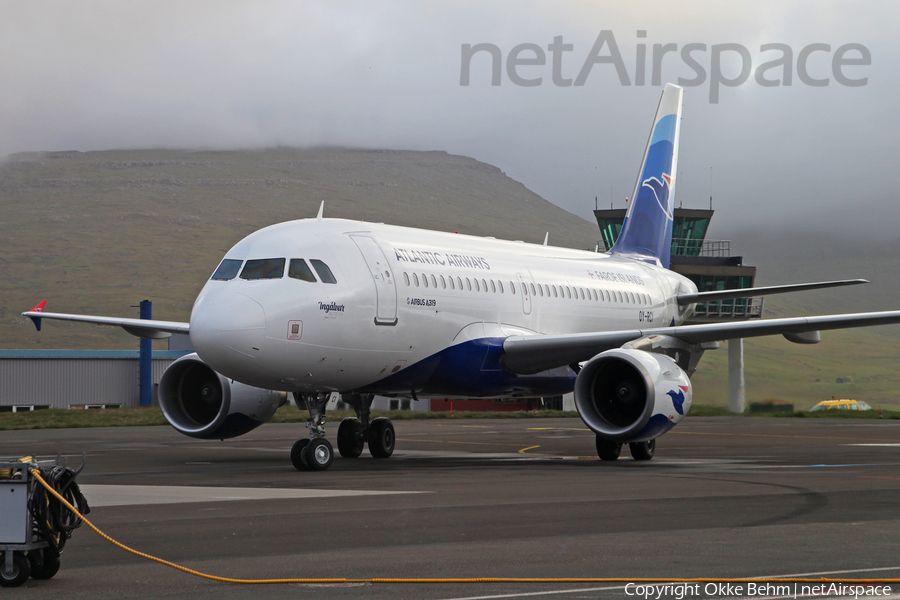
672,431,900,443
79,485,425,507
805,463,900,468
436,585,624,600
528,427,590,432
436,567,900,600
848,443,900,447
399,438,524,448
775,565,900,577
518,445,540,455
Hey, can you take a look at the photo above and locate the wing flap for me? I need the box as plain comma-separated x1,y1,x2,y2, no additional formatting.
502,310,900,374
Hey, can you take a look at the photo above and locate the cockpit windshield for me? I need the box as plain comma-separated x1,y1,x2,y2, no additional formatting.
211,259,243,281
288,259,317,282
310,259,337,284
240,258,286,280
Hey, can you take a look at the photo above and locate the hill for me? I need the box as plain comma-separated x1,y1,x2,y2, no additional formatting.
0,147,601,349
2,147,898,411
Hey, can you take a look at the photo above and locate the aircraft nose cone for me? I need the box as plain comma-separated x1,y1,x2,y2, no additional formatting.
190,291,267,370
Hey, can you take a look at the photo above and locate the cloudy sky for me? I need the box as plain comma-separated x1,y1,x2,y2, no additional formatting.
2,1,896,236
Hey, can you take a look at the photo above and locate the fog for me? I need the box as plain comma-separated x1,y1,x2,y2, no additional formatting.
2,1,896,237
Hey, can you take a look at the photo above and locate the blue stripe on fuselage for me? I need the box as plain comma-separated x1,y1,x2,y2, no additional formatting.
355,337,576,398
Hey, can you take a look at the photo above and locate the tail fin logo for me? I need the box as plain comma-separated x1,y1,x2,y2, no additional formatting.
640,173,675,220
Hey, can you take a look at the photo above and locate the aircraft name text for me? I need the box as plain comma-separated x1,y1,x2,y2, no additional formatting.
318,302,346,313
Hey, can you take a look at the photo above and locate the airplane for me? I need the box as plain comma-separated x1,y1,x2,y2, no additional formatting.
24,83,900,471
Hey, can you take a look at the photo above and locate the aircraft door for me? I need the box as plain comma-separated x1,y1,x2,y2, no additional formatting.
516,272,532,315
351,236,398,326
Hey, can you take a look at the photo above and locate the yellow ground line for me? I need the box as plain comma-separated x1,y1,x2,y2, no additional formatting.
518,445,541,454
528,427,590,431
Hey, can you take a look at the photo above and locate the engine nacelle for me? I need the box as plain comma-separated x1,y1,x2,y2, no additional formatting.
158,353,287,440
573,349,692,443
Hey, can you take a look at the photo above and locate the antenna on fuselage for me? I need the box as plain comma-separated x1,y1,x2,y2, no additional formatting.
316,201,324,222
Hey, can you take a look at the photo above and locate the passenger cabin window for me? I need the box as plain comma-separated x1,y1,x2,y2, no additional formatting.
240,258,285,280
211,259,242,281
310,259,337,284
288,259,317,282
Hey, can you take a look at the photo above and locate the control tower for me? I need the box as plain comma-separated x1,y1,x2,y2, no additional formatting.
594,207,761,412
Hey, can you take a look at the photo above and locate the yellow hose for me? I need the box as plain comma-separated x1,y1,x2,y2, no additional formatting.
30,469,900,586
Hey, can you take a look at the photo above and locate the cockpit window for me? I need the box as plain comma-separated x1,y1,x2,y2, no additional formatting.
240,258,285,280
310,259,337,284
288,259,317,282
211,259,243,281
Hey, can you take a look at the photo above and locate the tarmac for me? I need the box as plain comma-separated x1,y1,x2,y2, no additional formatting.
4,415,900,599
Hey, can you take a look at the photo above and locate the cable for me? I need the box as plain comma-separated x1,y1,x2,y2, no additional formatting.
28,470,900,586
29,463,90,557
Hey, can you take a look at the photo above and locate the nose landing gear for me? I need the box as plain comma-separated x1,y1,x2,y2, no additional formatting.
291,392,396,471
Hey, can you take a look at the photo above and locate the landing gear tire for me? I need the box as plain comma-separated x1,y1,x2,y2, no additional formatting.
629,439,655,461
302,438,334,471
291,439,311,471
0,552,31,588
596,437,623,461
337,418,365,458
28,548,60,580
368,417,395,458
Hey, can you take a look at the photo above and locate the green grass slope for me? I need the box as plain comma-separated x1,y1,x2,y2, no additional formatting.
0,148,601,349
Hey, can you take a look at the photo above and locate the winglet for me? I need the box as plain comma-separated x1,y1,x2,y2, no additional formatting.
27,300,47,332
316,201,324,222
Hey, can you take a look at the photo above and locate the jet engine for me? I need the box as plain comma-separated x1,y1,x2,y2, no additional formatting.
158,353,287,440
573,349,692,442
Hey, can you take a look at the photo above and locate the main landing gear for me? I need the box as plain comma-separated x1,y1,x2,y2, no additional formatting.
595,436,656,461
290,393,395,471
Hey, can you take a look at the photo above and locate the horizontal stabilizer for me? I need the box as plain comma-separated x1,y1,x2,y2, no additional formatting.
676,279,869,305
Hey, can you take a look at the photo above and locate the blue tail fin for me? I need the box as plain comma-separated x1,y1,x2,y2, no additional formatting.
610,83,683,269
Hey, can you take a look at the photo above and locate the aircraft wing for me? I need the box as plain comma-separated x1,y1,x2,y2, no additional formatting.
501,310,900,374
23,302,189,340
675,279,868,305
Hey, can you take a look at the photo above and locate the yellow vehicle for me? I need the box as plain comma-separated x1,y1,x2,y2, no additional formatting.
810,399,872,411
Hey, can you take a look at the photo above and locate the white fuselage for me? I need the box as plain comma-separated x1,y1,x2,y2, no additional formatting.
188,218,696,397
